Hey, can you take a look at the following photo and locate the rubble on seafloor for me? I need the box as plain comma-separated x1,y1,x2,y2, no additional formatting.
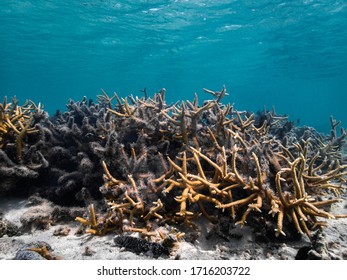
1,86,347,259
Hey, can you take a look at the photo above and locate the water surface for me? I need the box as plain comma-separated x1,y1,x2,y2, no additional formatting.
1,0,346,132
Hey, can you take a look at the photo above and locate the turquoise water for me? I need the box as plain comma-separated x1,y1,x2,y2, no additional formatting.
0,0,346,133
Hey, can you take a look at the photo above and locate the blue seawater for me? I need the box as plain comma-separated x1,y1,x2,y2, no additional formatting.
0,0,346,133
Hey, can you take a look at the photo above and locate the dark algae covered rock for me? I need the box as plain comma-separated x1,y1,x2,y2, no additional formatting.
114,235,170,258
14,241,61,260
0,219,19,238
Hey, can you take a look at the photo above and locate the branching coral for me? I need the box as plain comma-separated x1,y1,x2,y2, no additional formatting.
0,97,46,194
0,97,40,160
269,154,346,237
1,86,346,242
72,86,347,240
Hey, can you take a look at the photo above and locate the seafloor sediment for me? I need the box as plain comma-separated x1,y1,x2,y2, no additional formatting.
0,86,346,260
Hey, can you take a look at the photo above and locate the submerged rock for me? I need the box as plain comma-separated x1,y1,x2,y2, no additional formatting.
20,203,53,232
14,241,53,260
15,248,46,260
114,235,170,258
53,226,71,236
0,219,20,237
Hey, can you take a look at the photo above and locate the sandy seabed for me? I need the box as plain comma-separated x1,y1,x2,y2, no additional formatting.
1,193,346,261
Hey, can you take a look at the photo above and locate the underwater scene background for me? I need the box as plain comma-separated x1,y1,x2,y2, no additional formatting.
0,0,346,133
2,1,347,261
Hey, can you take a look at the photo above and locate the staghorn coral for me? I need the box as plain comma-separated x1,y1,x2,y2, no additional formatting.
0,97,45,194
1,87,346,242
0,97,39,158
2,95,112,203
75,86,347,241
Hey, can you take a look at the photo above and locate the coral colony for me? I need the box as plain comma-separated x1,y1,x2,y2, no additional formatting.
1,87,347,244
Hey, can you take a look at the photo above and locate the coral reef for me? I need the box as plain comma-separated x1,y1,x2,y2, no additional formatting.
1,96,108,203
0,97,41,160
1,87,346,245
73,87,347,240
0,97,45,193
